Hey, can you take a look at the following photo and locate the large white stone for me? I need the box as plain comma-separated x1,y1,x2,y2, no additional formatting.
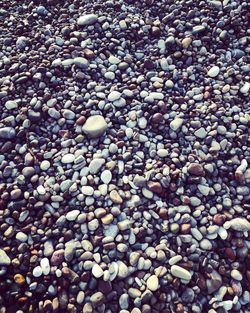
77,14,98,26
207,66,220,77
170,265,192,281
82,115,108,138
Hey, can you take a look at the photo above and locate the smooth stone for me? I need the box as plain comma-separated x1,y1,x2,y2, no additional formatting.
66,210,80,221
74,57,89,69
224,218,250,232
170,265,192,281
5,100,18,110
82,115,108,138
119,294,129,309
92,264,104,278
198,185,210,196
81,186,94,196
40,160,50,171
33,266,43,277
0,249,11,266
157,149,168,157
240,82,250,94
40,257,50,275
108,55,121,64
108,91,121,102
194,127,207,139
16,232,28,242
206,270,222,294
61,154,75,164
231,269,243,281
170,118,183,131
207,66,220,77
110,190,123,204
181,288,195,303
117,261,129,278
200,239,212,250
89,158,105,174
100,170,112,184
146,275,159,291
37,185,46,195
0,127,16,139
77,14,98,26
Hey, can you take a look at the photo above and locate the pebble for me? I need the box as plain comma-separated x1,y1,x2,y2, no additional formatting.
77,14,98,26
100,170,112,184
5,100,18,110
0,127,16,139
92,264,104,278
170,118,183,131
207,66,220,77
146,275,159,291
82,115,108,138
61,154,75,164
0,249,11,266
170,265,192,281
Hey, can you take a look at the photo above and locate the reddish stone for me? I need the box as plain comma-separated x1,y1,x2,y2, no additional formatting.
187,163,204,176
151,113,163,124
76,116,86,125
180,223,191,234
224,248,236,261
98,280,112,294
213,214,225,225
51,249,64,266
158,208,168,219
147,181,162,194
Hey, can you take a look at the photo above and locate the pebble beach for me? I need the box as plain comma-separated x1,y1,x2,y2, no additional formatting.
0,0,249,312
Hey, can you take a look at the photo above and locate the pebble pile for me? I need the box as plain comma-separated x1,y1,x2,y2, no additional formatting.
0,0,249,312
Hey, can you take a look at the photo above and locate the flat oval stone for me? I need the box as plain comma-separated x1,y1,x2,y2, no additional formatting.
77,14,98,26
108,91,121,102
61,154,75,164
170,265,192,281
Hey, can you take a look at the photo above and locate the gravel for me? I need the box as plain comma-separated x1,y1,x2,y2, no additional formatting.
0,0,249,312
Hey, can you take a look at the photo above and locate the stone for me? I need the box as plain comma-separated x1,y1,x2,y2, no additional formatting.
200,239,212,250
194,127,207,139
117,261,129,278
5,100,18,110
146,275,159,291
181,288,195,303
40,257,50,275
16,232,28,242
231,269,243,281
33,266,43,277
92,264,104,278
207,66,220,77
81,186,94,196
224,218,250,232
40,160,50,171
147,181,162,194
110,190,123,204
89,158,105,174
61,154,75,164
206,270,222,294
170,118,183,131
14,274,25,285
0,127,16,139
108,91,121,102
90,291,104,307
74,57,89,69
51,249,64,266
170,265,192,281
77,14,98,26
100,170,112,184
187,163,204,176
82,115,108,138
66,210,80,221
119,294,129,309
0,249,11,266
